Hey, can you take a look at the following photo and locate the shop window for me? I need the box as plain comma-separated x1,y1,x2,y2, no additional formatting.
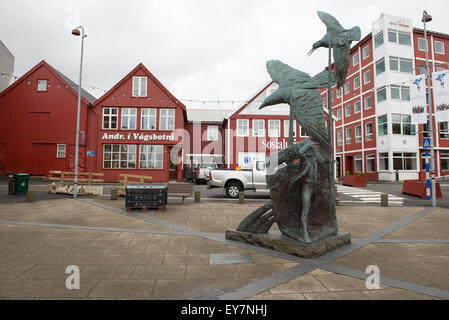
121,108,137,130
284,119,296,137
355,125,362,143
379,152,389,170
207,126,218,141
237,119,249,137
392,114,415,135
337,130,343,146
376,58,385,75
268,120,280,138
362,44,370,59
378,114,388,136
103,144,136,169
345,127,352,144
37,80,47,91
103,108,118,129
56,144,66,158
393,152,417,170
363,69,371,84
374,31,384,48
364,95,372,109
355,155,362,172
132,76,147,97
141,108,156,130
160,109,175,131
139,145,163,169
441,153,449,171
435,41,445,54
354,100,361,114
366,154,375,172
252,119,265,137
365,122,373,141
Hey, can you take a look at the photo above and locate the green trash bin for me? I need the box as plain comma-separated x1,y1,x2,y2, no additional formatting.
14,173,29,195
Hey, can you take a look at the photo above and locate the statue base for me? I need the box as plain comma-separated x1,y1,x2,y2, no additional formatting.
225,230,351,259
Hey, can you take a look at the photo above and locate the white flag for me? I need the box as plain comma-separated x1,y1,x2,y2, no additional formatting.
433,70,449,123
410,74,427,124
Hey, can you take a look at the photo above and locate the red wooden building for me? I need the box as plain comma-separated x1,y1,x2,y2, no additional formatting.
0,60,96,175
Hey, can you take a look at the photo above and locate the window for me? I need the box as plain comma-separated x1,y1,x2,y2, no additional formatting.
378,114,388,136
345,128,352,144
423,121,430,138
355,125,362,143
388,30,411,46
366,154,375,172
388,29,397,43
268,120,280,137
121,108,137,130
364,95,372,109
354,100,361,113
132,76,147,97
440,122,449,139
374,31,384,48
37,80,47,91
345,105,351,117
237,119,249,136
365,122,373,141
353,76,360,90
377,86,387,103
321,96,326,106
362,45,370,59
435,41,445,54
141,108,156,130
336,108,342,120
391,85,410,101
376,58,385,75
337,130,343,146
352,52,359,66
379,152,389,170
252,119,265,137
103,144,136,169
336,87,342,98
160,109,175,130
393,152,417,170
441,153,449,170
344,82,350,94
392,114,415,135
401,86,410,101
207,126,218,141
399,58,413,73
419,64,427,75
390,56,399,71
56,144,66,158
355,155,362,172
363,69,371,84
103,107,118,129
300,126,308,137
139,145,163,169
418,38,427,51
284,120,296,137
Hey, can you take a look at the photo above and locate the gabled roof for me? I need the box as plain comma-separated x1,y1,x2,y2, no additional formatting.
93,63,187,119
0,60,95,105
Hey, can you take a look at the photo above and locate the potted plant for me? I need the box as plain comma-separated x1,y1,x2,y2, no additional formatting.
342,171,367,187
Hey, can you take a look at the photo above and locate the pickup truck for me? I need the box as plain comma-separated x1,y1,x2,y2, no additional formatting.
207,160,268,198
194,162,218,184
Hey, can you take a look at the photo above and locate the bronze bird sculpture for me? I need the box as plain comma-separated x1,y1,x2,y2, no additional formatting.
307,11,361,88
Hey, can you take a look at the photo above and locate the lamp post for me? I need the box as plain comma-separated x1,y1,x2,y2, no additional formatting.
71,26,86,199
422,11,437,207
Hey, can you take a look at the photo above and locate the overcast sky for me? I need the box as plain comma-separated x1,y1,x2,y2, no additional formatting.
1,0,449,109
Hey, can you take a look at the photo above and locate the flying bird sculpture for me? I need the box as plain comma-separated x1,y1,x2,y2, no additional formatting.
307,11,361,88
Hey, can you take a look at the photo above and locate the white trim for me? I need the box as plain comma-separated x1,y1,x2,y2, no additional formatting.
236,119,249,137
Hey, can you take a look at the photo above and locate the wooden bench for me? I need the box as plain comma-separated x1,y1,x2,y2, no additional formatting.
49,171,104,185
167,182,194,204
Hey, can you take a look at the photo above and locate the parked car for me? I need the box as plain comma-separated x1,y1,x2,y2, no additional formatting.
194,162,218,184
208,160,268,198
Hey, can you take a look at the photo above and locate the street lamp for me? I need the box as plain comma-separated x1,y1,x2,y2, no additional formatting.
72,26,86,199
422,11,437,207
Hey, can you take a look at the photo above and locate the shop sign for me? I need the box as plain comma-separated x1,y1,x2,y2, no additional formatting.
262,139,288,150
101,132,175,141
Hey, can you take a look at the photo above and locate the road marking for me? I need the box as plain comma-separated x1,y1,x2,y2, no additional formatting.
337,185,405,205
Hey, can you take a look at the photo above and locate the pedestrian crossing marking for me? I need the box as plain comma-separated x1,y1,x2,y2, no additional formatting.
337,185,405,205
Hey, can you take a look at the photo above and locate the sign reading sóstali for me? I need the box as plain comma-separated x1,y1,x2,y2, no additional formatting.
101,132,176,141
262,139,289,150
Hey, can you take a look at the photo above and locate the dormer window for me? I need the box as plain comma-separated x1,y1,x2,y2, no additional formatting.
132,76,147,97
38,80,47,91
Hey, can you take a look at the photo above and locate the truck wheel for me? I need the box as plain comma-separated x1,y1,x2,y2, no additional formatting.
226,182,242,199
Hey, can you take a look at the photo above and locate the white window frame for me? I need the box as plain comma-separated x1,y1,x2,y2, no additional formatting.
355,125,362,143
268,120,281,138
345,105,351,117
139,145,163,169
354,100,361,114
337,130,343,146
345,128,352,145
393,152,417,171
364,95,372,110
365,122,373,141
252,119,265,137
336,87,342,98
353,76,360,90
207,125,219,141
37,79,47,92
379,152,389,170
362,44,370,59
141,108,156,130
237,119,249,137
132,76,147,97
336,108,342,120
374,31,384,48
355,155,363,172
102,107,118,129
435,41,445,54
363,69,371,84
121,108,137,130
441,152,449,171
376,58,386,75
344,82,351,94
377,86,387,103
103,144,136,169
56,144,66,158
284,120,296,138
352,52,359,66
366,154,375,172
300,126,308,137
418,38,427,51
159,109,175,131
